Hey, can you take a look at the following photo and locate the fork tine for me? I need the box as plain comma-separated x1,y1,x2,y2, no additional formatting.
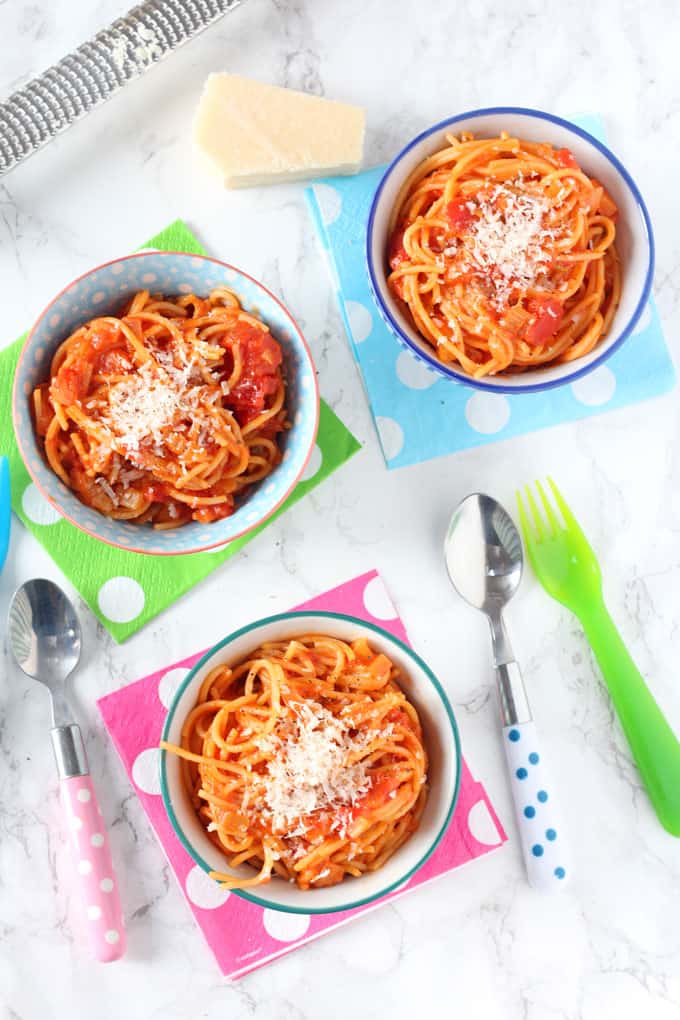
536,480,560,537
524,485,545,541
516,490,535,547
547,477,586,538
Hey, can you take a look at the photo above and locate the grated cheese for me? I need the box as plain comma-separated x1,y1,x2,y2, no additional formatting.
254,702,389,834
454,180,558,309
101,352,213,458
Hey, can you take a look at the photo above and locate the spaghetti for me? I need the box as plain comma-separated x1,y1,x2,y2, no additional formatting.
161,634,428,891
387,132,621,377
32,289,288,527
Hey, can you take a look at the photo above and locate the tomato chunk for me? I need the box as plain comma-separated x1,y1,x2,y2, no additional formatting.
52,362,92,405
445,198,474,233
96,349,133,375
143,482,169,503
226,322,283,426
525,298,564,346
388,228,408,270
555,147,579,169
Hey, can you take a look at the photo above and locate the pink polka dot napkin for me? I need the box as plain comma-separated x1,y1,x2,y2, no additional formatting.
98,570,507,979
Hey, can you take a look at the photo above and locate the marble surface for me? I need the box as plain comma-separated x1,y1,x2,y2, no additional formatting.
1,0,680,1017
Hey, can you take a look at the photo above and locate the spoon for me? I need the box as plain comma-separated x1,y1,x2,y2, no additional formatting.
8,579,126,960
445,494,570,890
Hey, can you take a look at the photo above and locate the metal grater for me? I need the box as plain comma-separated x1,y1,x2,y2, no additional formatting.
0,0,244,177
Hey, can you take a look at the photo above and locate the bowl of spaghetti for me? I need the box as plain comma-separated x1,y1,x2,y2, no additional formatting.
366,107,654,392
160,611,461,913
13,252,319,554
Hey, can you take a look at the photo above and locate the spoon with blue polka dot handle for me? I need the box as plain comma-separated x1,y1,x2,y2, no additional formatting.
445,493,570,890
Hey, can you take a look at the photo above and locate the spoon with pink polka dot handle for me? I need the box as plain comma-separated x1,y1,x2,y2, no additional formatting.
445,494,571,890
8,578,126,961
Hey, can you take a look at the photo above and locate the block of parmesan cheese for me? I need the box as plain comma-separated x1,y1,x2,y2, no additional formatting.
193,74,366,188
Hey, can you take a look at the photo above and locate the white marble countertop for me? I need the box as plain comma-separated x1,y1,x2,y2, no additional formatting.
2,1,680,1017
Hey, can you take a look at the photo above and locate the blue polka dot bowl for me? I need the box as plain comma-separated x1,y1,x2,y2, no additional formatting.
366,107,654,394
12,252,320,555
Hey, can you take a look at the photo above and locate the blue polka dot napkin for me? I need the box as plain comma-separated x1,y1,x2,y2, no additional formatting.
305,115,675,470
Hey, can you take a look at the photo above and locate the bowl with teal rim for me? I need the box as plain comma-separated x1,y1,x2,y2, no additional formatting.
366,106,655,394
160,610,461,914
12,251,319,555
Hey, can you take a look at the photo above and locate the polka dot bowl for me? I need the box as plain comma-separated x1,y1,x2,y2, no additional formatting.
160,611,461,914
366,106,655,394
12,252,319,555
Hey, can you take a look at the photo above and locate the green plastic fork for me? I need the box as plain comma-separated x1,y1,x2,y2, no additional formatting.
517,478,680,837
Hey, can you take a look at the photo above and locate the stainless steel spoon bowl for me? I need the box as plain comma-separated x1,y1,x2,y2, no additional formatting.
444,493,529,722
9,578,82,730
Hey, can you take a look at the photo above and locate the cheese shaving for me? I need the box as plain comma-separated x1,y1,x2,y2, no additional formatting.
456,181,557,309
254,702,389,834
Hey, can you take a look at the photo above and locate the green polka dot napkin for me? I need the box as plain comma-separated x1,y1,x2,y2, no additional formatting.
0,221,361,642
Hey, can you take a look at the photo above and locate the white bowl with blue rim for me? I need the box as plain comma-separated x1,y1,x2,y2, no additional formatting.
160,610,461,914
13,252,319,555
366,106,655,394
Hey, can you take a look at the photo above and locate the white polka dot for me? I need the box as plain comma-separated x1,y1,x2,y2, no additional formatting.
77,788,92,803
262,909,311,942
49,313,61,327
185,865,231,909
92,291,106,304
570,365,616,407
87,905,102,920
395,350,438,390
178,283,192,293
78,860,92,875
312,183,342,226
71,815,83,830
142,273,157,284
100,878,114,893
301,444,323,482
104,930,120,945
111,263,125,275
632,300,652,335
97,577,145,624
362,575,398,621
467,800,502,846
465,392,511,434
376,416,404,461
21,484,61,525
158,667,190,710
344,300,373,343
131,747,161,795
90,833,104,848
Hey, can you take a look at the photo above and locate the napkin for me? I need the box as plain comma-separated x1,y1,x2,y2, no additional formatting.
98,569,507,980
306,115,675,469
0,220,361,642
